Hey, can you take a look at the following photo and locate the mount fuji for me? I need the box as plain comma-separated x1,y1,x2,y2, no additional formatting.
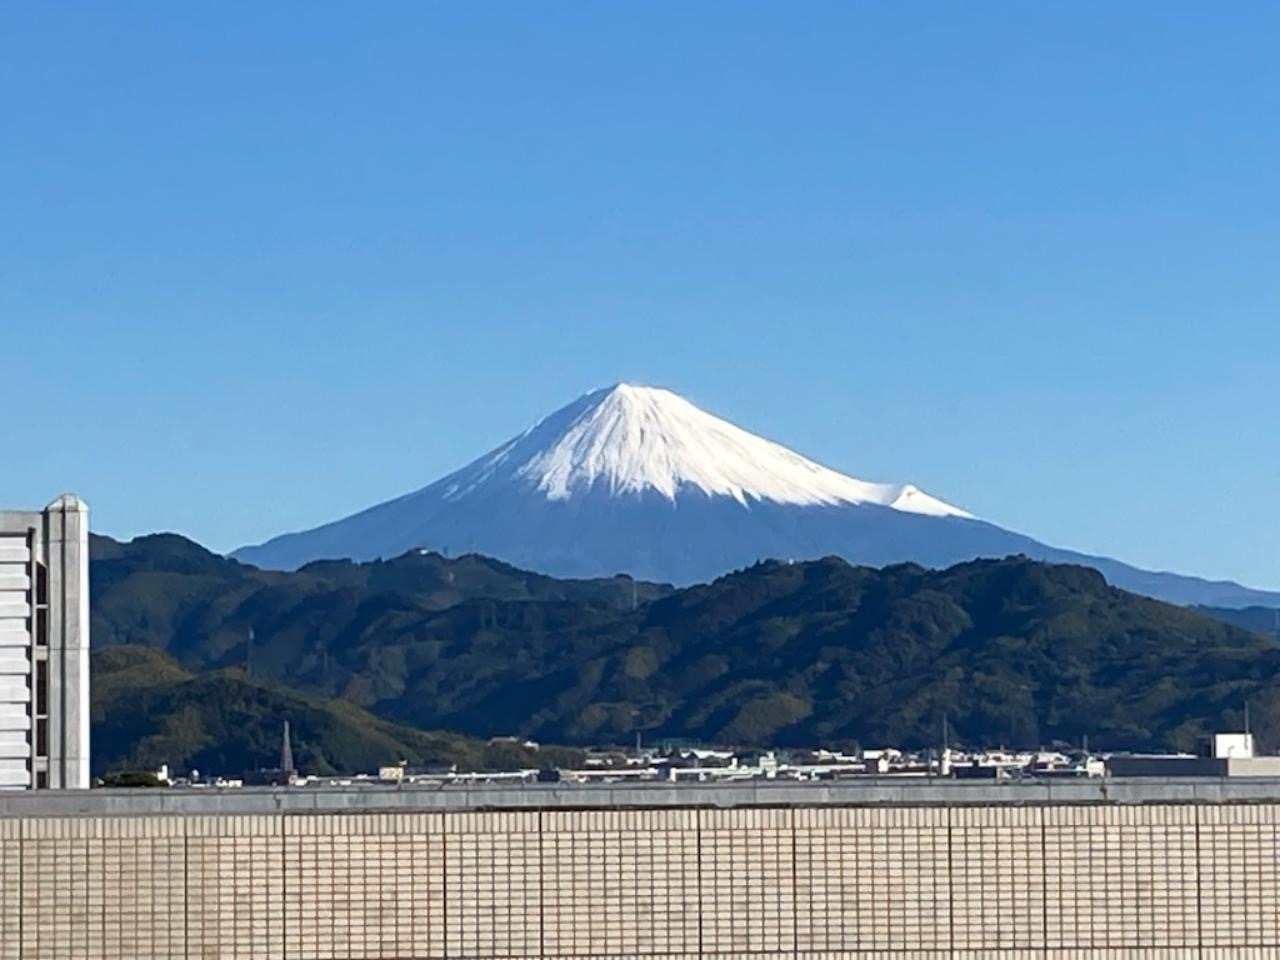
234,384,1279,608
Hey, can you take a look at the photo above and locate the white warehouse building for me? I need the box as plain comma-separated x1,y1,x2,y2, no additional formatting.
0,495,90,790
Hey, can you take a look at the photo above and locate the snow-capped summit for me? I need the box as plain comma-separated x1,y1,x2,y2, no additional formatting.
233,384,1280,608
440,383,969,516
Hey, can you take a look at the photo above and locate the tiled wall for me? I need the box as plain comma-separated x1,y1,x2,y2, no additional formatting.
4,802,1280,958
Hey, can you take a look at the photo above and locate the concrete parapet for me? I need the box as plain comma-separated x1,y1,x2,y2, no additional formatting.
7,774,1280,818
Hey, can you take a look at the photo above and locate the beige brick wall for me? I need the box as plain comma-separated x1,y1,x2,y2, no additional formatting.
17,812,187,960
541,809,699,957
283,813,444,960
5,802,1280,957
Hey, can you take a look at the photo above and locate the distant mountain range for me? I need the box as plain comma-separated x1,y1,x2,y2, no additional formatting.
92,532,1280,767
234,384,1279,609
1195,605,1280,638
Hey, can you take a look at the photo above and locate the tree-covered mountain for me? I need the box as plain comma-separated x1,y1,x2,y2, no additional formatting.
91,644,583,778
90,531,670,668
91,533,1280,757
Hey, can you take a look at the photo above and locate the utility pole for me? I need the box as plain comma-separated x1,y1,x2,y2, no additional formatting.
246,627,255,678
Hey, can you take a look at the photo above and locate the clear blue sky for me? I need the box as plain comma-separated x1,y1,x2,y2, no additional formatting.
3,5,1277,589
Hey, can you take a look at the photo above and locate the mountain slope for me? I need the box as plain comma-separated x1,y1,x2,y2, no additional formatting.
92,531,670,668
91,644,585,777
233,384,1279,608
94,534,1280,754
357,555,1280,752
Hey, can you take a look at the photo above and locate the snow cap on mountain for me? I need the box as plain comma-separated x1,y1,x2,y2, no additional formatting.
442,383,971,517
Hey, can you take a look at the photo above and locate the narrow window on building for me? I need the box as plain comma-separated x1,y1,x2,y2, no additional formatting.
35,608,47,646
35,562,47,606
35,659,47,716
35,771,47,789
36,719,47,757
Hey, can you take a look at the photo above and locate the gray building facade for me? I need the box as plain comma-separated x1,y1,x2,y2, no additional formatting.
0,495,90,790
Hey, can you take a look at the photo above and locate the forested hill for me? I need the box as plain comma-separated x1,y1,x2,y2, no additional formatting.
92,645,583,777
90,533,1280,757
89,532,671,665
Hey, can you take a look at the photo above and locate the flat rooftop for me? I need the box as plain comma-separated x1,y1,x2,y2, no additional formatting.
5,776,1280,818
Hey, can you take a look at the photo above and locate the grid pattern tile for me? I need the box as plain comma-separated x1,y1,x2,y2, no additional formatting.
17,816,187,960
98,820,186,960
0,819,21,960
794,806,950,952
951,805,1043,951
1199,803,1280,948
700,807,795,955
186,815,284,960
284,813,444,959
541,809,700,957
1044,804,1202,951
446,811,542,958
4,801,1280,957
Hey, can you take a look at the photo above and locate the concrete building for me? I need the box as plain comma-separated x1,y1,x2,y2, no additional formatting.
1215,731,1256,758
1107,731,1280,779
0,495,90,790
5,778,1280,958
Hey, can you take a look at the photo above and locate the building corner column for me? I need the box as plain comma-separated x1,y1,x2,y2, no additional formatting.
44,494,90,789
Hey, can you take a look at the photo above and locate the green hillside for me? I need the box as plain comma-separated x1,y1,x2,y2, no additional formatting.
91,644,583,778
90,534,1280,757
90,532,669,669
